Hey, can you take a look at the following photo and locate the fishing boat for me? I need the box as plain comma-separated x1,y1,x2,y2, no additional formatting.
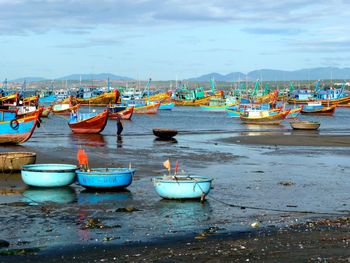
76,89,120,106
134,102,160,114
109,106,134,120
68,110,109,134
153,176,212,200
300,101,336,115
153,128,178,139
226,104,280,118
0,111,40,144
290,120,320,130
240,109,290,125
21,164,77,187
52,103,80,115
0,152,36,171
76,168,135,189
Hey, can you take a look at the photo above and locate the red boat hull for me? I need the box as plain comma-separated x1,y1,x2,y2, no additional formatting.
69,110,109,134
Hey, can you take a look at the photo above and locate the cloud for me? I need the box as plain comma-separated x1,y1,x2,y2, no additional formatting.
242,27,303,35
53,37,124,48
292,38,350,53
0,0,349,35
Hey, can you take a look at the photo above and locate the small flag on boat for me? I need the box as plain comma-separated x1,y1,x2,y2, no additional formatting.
174,160,179,175
77,149,88,165
163,159,171,171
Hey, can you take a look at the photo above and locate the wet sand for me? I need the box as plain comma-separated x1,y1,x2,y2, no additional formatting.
1,128,350,262
0,217,349,262
221,134,350,147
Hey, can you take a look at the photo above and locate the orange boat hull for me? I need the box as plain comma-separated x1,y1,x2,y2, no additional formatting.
68,110,109,134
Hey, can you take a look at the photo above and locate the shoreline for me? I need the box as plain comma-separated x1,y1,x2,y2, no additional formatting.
219,134,350,147
0,216,349,262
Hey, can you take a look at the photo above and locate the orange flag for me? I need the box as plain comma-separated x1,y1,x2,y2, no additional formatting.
77,149,88,165
163,159,171,171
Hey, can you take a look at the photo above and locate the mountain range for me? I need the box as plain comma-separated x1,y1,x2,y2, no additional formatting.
188,67,350,82
10,73,133,82
8,67,350,82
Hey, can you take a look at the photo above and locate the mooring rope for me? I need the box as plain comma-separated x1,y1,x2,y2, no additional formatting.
207,194,349,216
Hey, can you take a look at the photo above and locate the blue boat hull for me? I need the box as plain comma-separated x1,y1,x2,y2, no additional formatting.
76,168,135,189
153,176,212,199
21,164,77,187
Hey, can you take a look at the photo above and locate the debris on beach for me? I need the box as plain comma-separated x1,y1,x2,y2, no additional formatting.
278,181,295,187
115,207,141,213
194,227,221,240
81,218,121,230
0,247,41,256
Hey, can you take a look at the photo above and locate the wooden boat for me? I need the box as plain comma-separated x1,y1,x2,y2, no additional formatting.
109,106,134,120
240,109,290,125
153,176,212,199
52,103,80,115
134,102,160,114
0,152,36,171
0,111,40,144
76,168,135,189
21,164,77,187
76,90,120,106
290,121,320,130
68,110,108,134
173,96,215,106
41,105,53,117
301,102,336,116
153,128,178,139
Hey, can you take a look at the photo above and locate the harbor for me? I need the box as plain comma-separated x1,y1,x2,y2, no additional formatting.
0,105,349,261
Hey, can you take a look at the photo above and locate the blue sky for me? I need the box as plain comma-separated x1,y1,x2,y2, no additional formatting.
1,0,350,80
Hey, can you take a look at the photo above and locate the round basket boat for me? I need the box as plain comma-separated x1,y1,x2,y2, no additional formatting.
153,176,212,199
153,128,178,139
290,121,320,130
21,164,77,188
76,168,135,189
0,152,36,171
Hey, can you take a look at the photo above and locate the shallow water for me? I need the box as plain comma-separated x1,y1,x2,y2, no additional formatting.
0,106,350,251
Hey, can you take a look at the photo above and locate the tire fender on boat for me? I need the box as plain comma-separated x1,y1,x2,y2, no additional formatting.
10,119,19,130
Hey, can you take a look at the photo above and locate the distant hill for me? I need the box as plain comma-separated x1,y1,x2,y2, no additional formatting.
56,73,133,81
10,77,47,83
189,67,350,82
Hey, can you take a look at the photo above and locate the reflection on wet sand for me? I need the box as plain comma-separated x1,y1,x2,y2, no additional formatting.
116,135,123,148
290,129,320,136
70,134,106,147
78,189,133,205
22,187,77,205
153,138,178,144
154,199,212,226
240,131,288,137
243,124,286,130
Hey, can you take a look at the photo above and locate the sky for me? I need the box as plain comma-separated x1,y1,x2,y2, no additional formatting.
1,0,350,80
